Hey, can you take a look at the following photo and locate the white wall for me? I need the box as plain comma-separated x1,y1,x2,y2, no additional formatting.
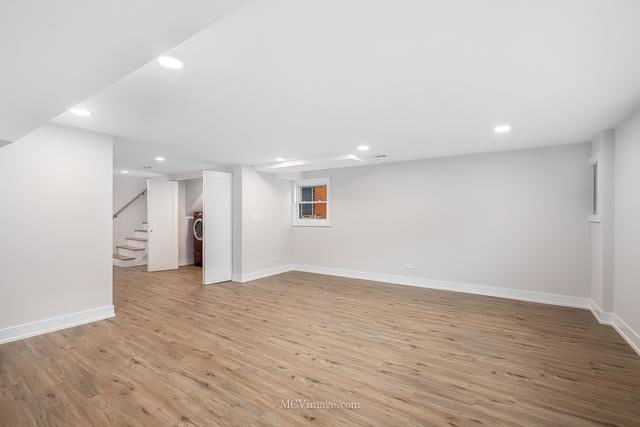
0,124,114,340
185,177,204,213
113,175,147,250
613,107,640,337
236,167,292,278
291,143,592,297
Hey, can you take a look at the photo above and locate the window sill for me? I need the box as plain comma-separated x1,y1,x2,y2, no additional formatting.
292,221,331,227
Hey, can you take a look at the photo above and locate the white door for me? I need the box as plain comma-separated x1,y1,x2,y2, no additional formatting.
147,180,179,272
203,171,232,284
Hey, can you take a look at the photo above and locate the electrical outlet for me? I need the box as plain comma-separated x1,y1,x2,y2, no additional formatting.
405,263,414,270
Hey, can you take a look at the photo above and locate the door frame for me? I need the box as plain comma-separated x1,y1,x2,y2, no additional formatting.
202,171,233,284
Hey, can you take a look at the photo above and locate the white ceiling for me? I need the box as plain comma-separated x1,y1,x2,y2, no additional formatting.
54,0,640,173
113,137,220,176
0,0,252,142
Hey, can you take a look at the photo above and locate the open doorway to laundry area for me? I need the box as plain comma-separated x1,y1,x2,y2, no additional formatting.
113,170,232,285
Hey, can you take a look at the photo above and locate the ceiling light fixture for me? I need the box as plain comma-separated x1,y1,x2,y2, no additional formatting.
70,107,91,117
158,56,184,70
154,156,165,162
275,157,285,162
494,124,512,134
357,145,370,151
120,170,129,174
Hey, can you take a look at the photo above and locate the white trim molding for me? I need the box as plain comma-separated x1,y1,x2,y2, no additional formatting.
589,300,614,325
233,263,591,308
291,264,591,309
0,305,115,345
215,263,640,357
291,177,331,227
232,265,293,283
179,258,194,267
612,315,640,356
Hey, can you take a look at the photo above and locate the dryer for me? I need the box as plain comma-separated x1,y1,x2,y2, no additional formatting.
193,211,203,266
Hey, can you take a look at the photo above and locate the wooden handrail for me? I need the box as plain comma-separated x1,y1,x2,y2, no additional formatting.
113,189,146,219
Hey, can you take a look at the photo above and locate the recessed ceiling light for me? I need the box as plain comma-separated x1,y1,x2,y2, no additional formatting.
494,124,512,134
154,156,165,162
158,56,184,70
70,107,91,117
357,145,370,151
275,157,285,162
120,170,129,174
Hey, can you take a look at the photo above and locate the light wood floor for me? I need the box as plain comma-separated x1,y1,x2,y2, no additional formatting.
1,266,640,426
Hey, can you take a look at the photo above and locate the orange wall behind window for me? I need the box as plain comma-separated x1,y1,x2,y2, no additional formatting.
314,185,327,218
314,203,327,218
314,185,327,201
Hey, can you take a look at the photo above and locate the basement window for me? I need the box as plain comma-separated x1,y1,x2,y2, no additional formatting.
592,162,598,216
292,178,331,226
589,155,601,223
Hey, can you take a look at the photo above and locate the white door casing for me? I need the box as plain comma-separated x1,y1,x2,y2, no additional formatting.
203,171,232,284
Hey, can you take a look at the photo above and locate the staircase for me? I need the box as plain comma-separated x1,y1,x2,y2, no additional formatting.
113,222,148,267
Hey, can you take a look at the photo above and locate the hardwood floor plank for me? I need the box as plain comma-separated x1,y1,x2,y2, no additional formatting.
1,266,639,426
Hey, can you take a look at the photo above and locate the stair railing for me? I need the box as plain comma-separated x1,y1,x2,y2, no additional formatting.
113,189,146,219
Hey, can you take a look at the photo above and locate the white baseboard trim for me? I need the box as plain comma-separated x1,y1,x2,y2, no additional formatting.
232,264,293,283
0,305,115,345
611,315,640,356
148,260,179,271
291,264,591,309
224,263,640,356
179,258,194,267
589,300,614,325
227,263,590,309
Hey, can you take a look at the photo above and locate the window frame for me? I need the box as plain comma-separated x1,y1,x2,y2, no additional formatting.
292,178,331,227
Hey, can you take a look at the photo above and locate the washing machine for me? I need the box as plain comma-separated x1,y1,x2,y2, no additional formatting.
193,211,203,266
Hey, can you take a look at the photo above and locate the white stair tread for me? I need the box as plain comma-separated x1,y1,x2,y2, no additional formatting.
126,237,147,242
116,245,145,251
113,253,135,261
134,229,147,233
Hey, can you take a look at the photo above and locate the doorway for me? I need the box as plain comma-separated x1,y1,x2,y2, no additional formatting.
145,171,232,284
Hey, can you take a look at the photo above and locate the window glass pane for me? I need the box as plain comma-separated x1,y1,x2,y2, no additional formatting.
313,202,327,219
298,202,327,219
299,203,313,218
313,185,327,201
301,186,313,202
